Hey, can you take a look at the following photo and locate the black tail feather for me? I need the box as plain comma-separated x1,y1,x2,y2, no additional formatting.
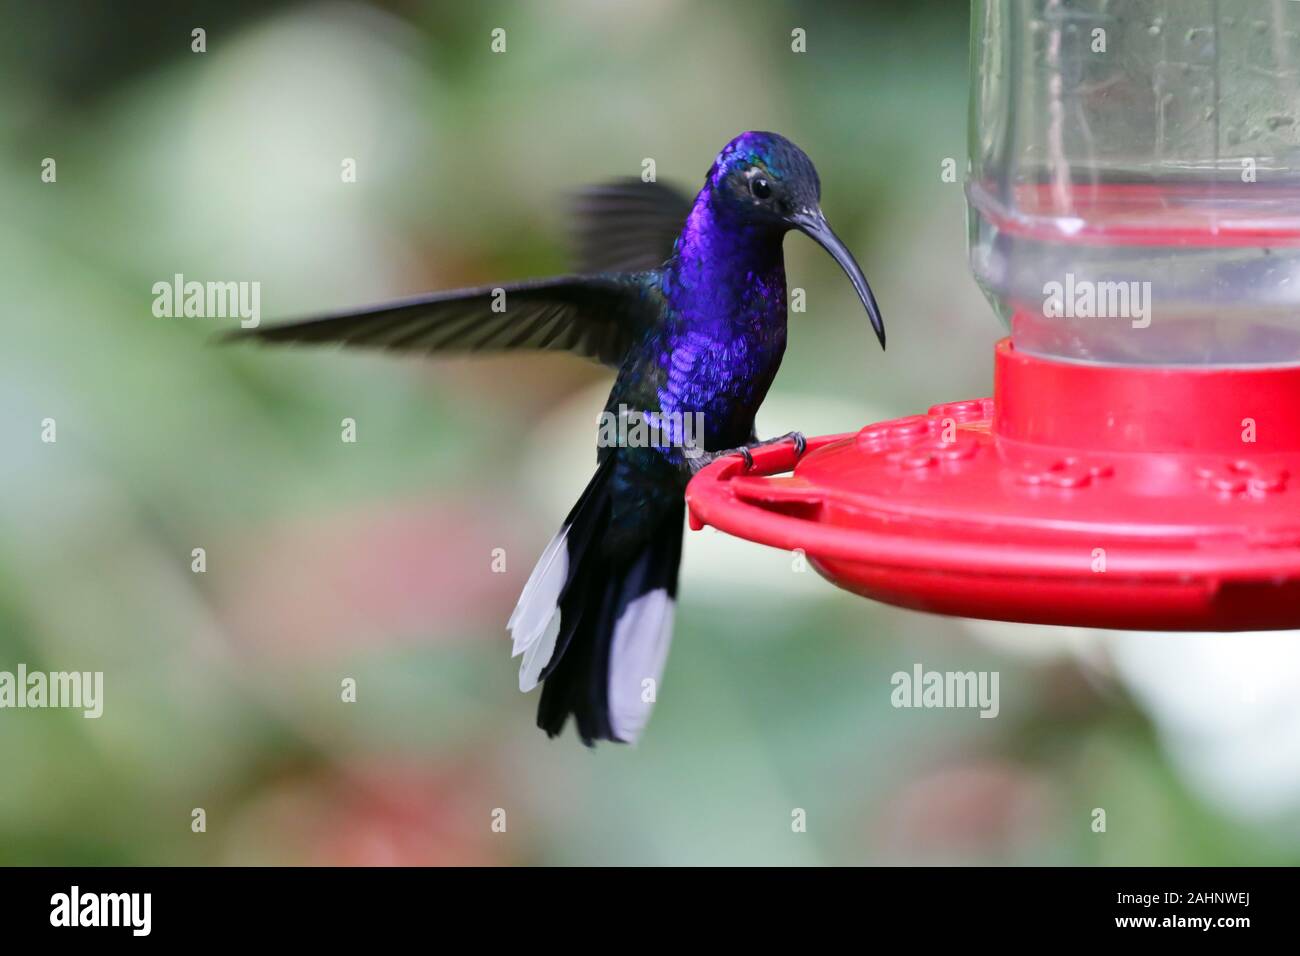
533,464,685,745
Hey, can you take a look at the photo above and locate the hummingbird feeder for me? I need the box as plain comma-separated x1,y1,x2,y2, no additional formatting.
686,0,1300,631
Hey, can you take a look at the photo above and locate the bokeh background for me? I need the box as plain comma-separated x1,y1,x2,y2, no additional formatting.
3,0,1299,865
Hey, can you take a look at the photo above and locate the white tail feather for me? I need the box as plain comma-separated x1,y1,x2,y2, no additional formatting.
607,589,676,744
518,612,562,692
508,524,568,634
508,526,570,689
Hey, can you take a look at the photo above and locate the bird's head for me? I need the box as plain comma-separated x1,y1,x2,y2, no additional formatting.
706,131,885,349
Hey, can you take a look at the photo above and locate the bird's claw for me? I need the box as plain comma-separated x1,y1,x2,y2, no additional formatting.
685,443,754,476
685,432,806,477
762,430,807,459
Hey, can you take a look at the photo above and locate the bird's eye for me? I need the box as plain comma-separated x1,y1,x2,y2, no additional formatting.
750,177,772,200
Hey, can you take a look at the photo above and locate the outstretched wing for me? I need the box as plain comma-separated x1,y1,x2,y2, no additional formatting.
225,275,656,368
570,179,693,274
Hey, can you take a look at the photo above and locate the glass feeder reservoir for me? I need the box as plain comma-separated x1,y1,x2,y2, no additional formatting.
686,0,1300,631
969,0,1300,365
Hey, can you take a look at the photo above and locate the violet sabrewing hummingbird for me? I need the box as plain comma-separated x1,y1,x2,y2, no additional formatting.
227,131,886,746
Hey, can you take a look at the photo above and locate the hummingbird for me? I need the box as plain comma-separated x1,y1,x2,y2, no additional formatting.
228,131,885,746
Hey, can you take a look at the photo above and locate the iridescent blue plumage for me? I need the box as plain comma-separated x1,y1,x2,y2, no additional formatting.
232,131,885,746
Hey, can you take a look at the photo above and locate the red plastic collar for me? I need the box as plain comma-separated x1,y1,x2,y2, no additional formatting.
995,340,1300,454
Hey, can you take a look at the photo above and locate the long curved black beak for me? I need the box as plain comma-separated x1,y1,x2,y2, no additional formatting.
794,209,886,350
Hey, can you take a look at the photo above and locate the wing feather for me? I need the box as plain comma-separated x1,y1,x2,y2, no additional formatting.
570,179,693,273
225,275,656,369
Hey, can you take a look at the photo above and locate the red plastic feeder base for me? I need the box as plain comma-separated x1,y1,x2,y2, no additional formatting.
686,339,1300,631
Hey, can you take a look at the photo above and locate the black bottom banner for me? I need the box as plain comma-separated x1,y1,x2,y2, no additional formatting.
0,865,1281,942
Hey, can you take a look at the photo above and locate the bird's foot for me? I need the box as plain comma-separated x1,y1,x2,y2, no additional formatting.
686,431,807,476
687,446,751,476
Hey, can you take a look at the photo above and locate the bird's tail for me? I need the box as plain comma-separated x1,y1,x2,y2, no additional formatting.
508,456,684,745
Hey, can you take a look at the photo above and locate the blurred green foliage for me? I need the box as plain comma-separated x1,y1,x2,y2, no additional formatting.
0,0,1291,865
